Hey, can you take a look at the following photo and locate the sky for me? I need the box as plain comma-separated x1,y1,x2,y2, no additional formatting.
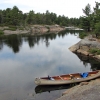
0,0,100,18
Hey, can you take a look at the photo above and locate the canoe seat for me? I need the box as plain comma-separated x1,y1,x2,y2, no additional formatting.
69,74,74,79
90,74,95,76
59,76,64,80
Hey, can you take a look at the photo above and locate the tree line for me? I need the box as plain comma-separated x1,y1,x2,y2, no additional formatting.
0,6,79,27
80,2,100,36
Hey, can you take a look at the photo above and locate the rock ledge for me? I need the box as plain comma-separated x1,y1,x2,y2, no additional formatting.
69,35,100,60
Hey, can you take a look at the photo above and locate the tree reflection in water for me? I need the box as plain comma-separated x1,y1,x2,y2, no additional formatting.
0,30,100,71
0,40,3,50
0,30,75,53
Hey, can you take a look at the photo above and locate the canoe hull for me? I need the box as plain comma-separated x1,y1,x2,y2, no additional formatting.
35,70,100,85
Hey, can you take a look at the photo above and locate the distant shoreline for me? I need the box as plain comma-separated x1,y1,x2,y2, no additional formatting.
0,25,66,36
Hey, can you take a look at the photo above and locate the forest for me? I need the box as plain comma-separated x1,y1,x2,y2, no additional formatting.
0,2,100,36
0,6,79,27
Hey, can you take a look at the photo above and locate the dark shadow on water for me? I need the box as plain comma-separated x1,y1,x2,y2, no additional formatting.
35,83,78,94
74,53,100,71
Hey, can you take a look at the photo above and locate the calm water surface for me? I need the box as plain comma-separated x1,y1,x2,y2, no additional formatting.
0,31,100,100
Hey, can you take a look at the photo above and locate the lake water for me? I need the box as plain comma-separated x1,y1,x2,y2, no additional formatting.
0,30,100,100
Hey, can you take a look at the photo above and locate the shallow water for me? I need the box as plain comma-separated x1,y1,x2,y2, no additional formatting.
0,31,100,100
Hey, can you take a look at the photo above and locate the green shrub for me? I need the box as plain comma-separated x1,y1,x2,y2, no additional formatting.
8,25,17,28
0,30,4,35
19,27,24,30
6,28,17,31
89,48,100,55
97,50,100,55
89,48,97,54
79,32,87,39
4,26,17,31
7,26,17,31
94,22,100,37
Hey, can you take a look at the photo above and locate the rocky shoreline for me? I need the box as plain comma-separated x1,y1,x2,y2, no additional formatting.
55,35,100,100
0,25,65,35
69,35,100,61
56,78,100,100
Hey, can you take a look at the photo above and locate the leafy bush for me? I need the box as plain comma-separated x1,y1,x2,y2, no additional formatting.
4,26,17,31
89,48,100,55
89,48,97,54
0,30,4,35
97,50,100,55
79,32,87,39
8,25,17,28
6,26,17,31
19,27,24,30
94,22,100,37
5,28,17,31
